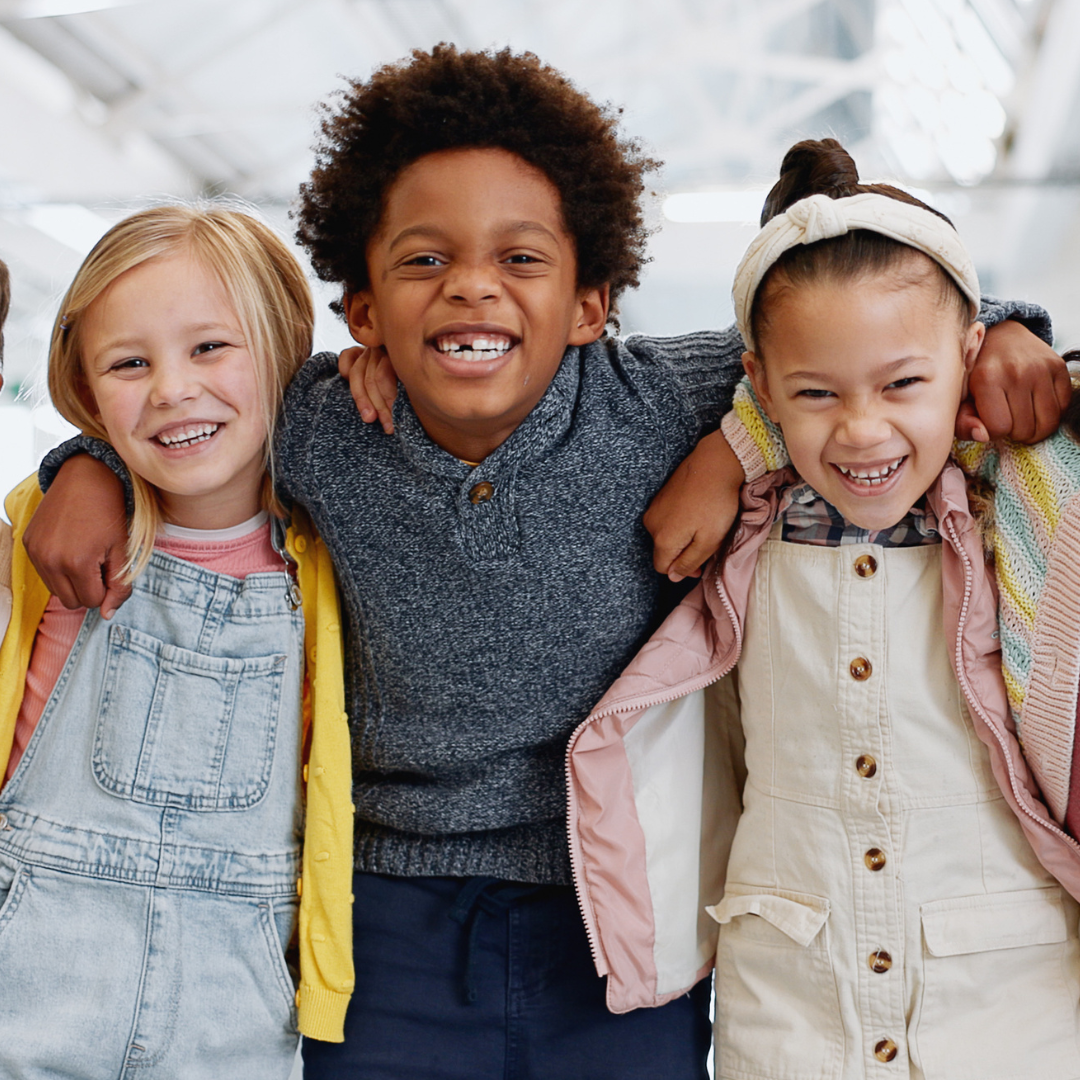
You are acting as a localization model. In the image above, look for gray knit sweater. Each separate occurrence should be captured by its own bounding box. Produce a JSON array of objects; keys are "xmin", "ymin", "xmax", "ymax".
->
[
  {"xmin": 41, "ymin": 300, "xmax": 1049, "ymax": 884},
  {"xmin": 275, "ymin": 331, "xmax": 742, "ymax": 883}
]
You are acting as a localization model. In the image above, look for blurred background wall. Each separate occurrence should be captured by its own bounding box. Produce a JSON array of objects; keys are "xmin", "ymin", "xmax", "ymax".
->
[{"xmin": 1, "ymin": 0, "xmax": 1078, "ymax": 501}]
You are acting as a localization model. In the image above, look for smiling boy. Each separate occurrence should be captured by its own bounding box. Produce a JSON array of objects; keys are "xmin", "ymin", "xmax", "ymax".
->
[{"xmin": 27, "ymin": 47, "xmax": 1066, "ymax": 1079}]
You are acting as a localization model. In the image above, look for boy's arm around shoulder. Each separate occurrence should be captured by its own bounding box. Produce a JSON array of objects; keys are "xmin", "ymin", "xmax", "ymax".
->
[
  {"xmin": 1, "ymin": 477, "xmax": 51, "ymax": 779},
  {"xmin": 286, "ymin": 508, "xmax": 355, "ymax": 1042},
  {"xmin": 621, "ymin": 326, "xmax": 748, "ymax": 434},
  {"xmin": 274, "ymin": 351, "xmax": 350, "ymax": 508}
]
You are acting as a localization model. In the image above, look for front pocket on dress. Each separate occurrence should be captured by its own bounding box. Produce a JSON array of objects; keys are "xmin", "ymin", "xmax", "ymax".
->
[
  {"xmin": 93, "ymin": 624, "xmax": 288, "ymax": 810},
  {"xmin": 913, "ymin": 887, "xmax": 1080, "ymax": 1080},
  {"xmin": 710, "ymin": 887, "xmax": 844, "ymax": 1080}
]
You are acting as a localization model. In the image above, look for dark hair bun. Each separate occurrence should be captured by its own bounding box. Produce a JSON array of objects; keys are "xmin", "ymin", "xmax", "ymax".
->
[{"xmin": 760, "ymin": 138, "xmax": 861, "ymax": 225}]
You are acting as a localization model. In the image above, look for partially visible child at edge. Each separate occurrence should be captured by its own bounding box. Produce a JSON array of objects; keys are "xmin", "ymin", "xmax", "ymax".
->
[
  {"xmin": 0, "ymin": 207, "xmax": 352, "ymax": 1076},
  {"xmin": 567, "ymin": 138, "xmax": 1080, "ymax": 1080},
  {"xmin": 1, "ymin": 256, "xmax": 13, "ymax": 641},
  {"xmin": 23, "ymin": 51, "xmax": 1066, "ymax": 1080}
]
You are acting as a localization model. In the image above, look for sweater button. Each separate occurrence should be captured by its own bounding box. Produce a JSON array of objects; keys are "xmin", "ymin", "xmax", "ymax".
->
[
  {"xmin": 468, "ymin": 481, "xmax": 495, "ymax": 504},
  {"xmin": 868, "ymin": 950, "xmax": 892, "ymax": 973},
  {"xmin": 874, "ymin": 1038, "xmax": 898, "ymax": 1062},
  {"xmin": 856, "ymin": 754, "xmax": 877, "ymax": 778},
  {"xmin": 864, "ymin": 848, "xmax": 887, "ymax": 871},
  {"xmin": 853, "ymin": 554, "xmax": 877, "ymax": 578},
  {"xmin": 849, "ymin": 657, "xmax": 872, "ymax": 681}
]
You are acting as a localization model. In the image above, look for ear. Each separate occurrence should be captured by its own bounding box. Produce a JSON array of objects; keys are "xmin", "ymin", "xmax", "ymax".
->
[
  {"xmin": 960, "ymin": 320, "xmax": 986, "ymax": 397},
  {"xmin": 344, "ymin": 291, "xmax": 383, "ymax": 348},
  {"xmin": 742, "ymin": 350, "xmax": 780, "ymax": 423},
  {"xmin": 567, "ymin": 284, "xmax": 610, "ymax": 346}
]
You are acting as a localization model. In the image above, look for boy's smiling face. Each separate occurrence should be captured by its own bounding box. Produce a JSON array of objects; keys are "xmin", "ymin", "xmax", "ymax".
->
[
  {"xmin": 345, "ymin": 147, "xmax": 608, "ymax": 461},
  {"xmin": 744, "ymin": 265, "xmax": 984, "ymax": 531}
]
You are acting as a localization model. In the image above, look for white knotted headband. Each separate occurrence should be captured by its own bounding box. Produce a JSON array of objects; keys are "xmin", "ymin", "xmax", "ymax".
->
[{"xmin": 732, "ymin": 192, "xmax": 981, "ymax": 352}]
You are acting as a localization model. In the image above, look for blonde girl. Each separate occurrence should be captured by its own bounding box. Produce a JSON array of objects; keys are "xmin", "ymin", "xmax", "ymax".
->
[{"xmin": 0, "ymin": 206, "xmax": 352, "ymax": 1078}]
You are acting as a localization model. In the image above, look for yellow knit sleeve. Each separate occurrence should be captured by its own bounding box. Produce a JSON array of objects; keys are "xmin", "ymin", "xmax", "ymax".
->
[
  {"xmin": 290, "ymin": 513, "xmax": 355, "ymax": 1042},
  {"xmin": 0, "ymin": 477, "xmax": 50, "ymax": 777}
]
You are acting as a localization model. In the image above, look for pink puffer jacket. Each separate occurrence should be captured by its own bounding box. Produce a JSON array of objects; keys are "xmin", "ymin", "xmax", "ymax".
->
[{"xmin": 566, "ymin": 461, "xmax": 1080, "ymax": 1014}]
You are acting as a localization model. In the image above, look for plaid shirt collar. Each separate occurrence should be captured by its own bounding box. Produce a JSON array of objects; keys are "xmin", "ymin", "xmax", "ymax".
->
[{"xmin": 777, "ymin": 481, "xmax": 940, "ymax": 547}]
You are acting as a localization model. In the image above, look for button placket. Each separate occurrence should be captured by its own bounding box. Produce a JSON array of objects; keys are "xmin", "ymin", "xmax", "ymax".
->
[{"xmin": 841, "ymin": 547, "xmax": 905, "ymax": 1069}]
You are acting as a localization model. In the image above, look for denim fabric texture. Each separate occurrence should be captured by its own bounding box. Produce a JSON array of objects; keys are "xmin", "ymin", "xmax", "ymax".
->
[{"xmin": 0, "ymin": 550, "xmax": 305, "ymax": 1078}]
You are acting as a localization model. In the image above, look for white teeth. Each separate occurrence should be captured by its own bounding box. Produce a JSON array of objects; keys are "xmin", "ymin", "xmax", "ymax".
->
[
  {"xmin": 837, "ymin": 458, "xmax": 904, "ymax": 486},
  {"xmin": 157, "ymin": 423, "xmax": 219, "ymax": 447},
  {"xmin": 434, "ymin": 335, "xmax": 513, "ymax": 362}
]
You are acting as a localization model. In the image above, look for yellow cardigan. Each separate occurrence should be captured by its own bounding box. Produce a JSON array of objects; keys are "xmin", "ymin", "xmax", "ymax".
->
[{"xmin": 0, "ymin": 476, "xmax": 354, "ymax": 1042}]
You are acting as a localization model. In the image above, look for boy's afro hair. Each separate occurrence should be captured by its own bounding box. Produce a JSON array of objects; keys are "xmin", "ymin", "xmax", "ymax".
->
[{"xmin": 294, "ymin": 44, "xmax": 660, "ymax": 321}]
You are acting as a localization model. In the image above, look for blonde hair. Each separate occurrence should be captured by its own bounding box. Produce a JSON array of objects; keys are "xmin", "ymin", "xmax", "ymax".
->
[{"xmin": 48, "ymin": 205, "xmax": 314, "ymax": 580}]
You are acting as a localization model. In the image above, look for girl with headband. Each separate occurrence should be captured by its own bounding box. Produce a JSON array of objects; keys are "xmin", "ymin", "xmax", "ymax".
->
[{"xmin": 566, "ymin": 139, "xmax": 1080, "ymax": 1079}]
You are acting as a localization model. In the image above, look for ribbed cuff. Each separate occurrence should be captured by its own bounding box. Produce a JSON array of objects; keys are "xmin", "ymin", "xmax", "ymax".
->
[
  {"xmin": 297, "ymin": 985, "xmax": 351, "ymax": 1043},
  {"xmin": 38, "ymin": 435, "xmax": 135, "ymax": 517}
]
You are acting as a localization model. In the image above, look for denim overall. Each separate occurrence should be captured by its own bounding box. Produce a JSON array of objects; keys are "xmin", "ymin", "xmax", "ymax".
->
[{"xmin": 0, "ymin": 549, "xmax": 304, "ymax": 1079}]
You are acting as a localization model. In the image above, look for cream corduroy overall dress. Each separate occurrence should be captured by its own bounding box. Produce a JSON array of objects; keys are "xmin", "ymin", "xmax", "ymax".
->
[{"xmin": 710, "ymin": 531, "xmax": 1080, "ymax": 1080}]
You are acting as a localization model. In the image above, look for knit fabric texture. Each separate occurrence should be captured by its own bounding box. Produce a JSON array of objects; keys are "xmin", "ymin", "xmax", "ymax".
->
[{"xmin": 275, "ymin": 331, "xmax": 745, "ymax": 883}]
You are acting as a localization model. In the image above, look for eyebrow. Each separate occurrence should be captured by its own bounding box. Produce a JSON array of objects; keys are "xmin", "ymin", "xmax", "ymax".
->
[
  {"xmin": 387, "ymin": 220, "xmax": 560, "ymax": 251},
  {"xmin": 782, "ymin": 355, "xmax": 933, "ymax": 383},
  {"xmin": 95, "ymin": 323, "xmax": 234, "ymax": 352}
]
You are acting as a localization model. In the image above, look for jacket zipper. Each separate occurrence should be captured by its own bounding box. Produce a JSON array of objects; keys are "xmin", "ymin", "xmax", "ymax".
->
[
  {"xmin": 565, "ymin": 574, "xmax": 743, "ymax": 977},
  {"xmin": 943, "ymin": 515, "xmax": 1080, "ymax": 854}
]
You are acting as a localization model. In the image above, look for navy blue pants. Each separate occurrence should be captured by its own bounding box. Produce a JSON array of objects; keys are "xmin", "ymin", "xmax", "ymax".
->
[{"xmin": 301, "ymin": 873, "xmax": 712, "ymax": 1079}]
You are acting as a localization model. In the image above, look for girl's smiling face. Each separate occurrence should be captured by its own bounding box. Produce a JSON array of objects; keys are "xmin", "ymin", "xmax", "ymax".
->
[
  {"xmin": 744, "ymin": 265, "xmax": 984, "ymax": 531},
  {"xmin": 80, "ymin": 250, "xmax": 268, "ymax": 530}
]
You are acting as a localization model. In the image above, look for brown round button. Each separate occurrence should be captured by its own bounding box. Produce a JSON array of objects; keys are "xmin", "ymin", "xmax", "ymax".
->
[
  {"xmin": 868, "ymin": 950, "xmax": 892, "ymax": 973},
  {"xmin": 854, "ymin": 554, "xmax": 878, "ymax": 578},
  {"xmin": 856, "ymin": 754, "xmax": 877, "ymax": 778},
  {"xmin": 849, "ymin": 657, "xmax": 873, "ymax": 681},
  {"xmin": 864, "ymin": 848, "xmax": 887, "ymax": 871},
  {"xmin": 468, "ymin": 481, "xmax": 495, "ymax": 504},
  {"xmin": 874, "ymin": 1038, "xmax": 898, "ymax": 1062}
]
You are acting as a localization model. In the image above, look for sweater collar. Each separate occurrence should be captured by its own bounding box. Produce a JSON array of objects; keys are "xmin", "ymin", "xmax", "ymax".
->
[{"xmin": 390, "ymin": 344, "xmax": 583, "ymax": 478}]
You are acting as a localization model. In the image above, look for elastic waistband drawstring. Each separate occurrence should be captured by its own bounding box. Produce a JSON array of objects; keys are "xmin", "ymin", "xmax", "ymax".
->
[{"xmin": 448, "ymin": 877, "xmax": 546, "ymax": 1005}]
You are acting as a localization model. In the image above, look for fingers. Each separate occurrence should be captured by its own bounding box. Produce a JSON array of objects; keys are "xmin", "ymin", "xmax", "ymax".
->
[
  {"xmin": 953, "ymin": 400, "xmax": 989, "ymax": 443},
  {"xmin": 968, "ymin": 381, "xmax": 1015, "ymax": 441},
  {"xmin": 338, "ymin": 347, "xmax": 363, "ymax": 379},
  {"xmin": 100, "ymin": 544, "xmax": 132, "ymax": 620},
  {"xmin": 364, "ymin": 351, "xmax": 396, "ymax": 434}
]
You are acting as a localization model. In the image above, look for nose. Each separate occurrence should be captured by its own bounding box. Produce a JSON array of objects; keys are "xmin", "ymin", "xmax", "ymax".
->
[
  {"xmin": 148, "ymin": 360, "xmax": 199, "ymax": 408},
  {"xmin": 835, "ymin": 404, "xmax": 891, "ymax": 448},
  {"xmin": 443, "ymin": 260, "xmax": 500, "ymax": 306}
]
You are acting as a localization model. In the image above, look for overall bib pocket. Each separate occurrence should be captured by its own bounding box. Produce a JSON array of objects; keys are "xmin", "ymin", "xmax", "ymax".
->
[
  {"xmin": 710, "ymin": 887, "xmax": 843, "ymax": 1080},
  {"xmin": 93, "ymin": 624, "xmax": 288, "ymax": 810},
  {"xmin": 912, "ymin": 887, "xmax": 1080, "ymax": 1080}
]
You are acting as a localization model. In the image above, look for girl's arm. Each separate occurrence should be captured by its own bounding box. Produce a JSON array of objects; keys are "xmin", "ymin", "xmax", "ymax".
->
[{"xmin": 646, "ymin": 315, "xmax": 1069, "ymax": 578}]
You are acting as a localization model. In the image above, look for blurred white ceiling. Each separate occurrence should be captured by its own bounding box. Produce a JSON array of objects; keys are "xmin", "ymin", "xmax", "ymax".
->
[{"xmin": 1, "ymin": 0, "xmax": 1079, "ymax": 402}]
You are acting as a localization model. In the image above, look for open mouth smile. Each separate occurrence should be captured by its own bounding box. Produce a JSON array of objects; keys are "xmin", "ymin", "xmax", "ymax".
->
[
  {"xmin": 833, "ymin": 457, "xmax": 906, "ymax": 487},
  {"xmin": 432, "ymin": 331, "xmax": 517, "ymax": 363},
  {"xmin": 154, "ymin": 422, "xmax": 220, "ymax": 449}
]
